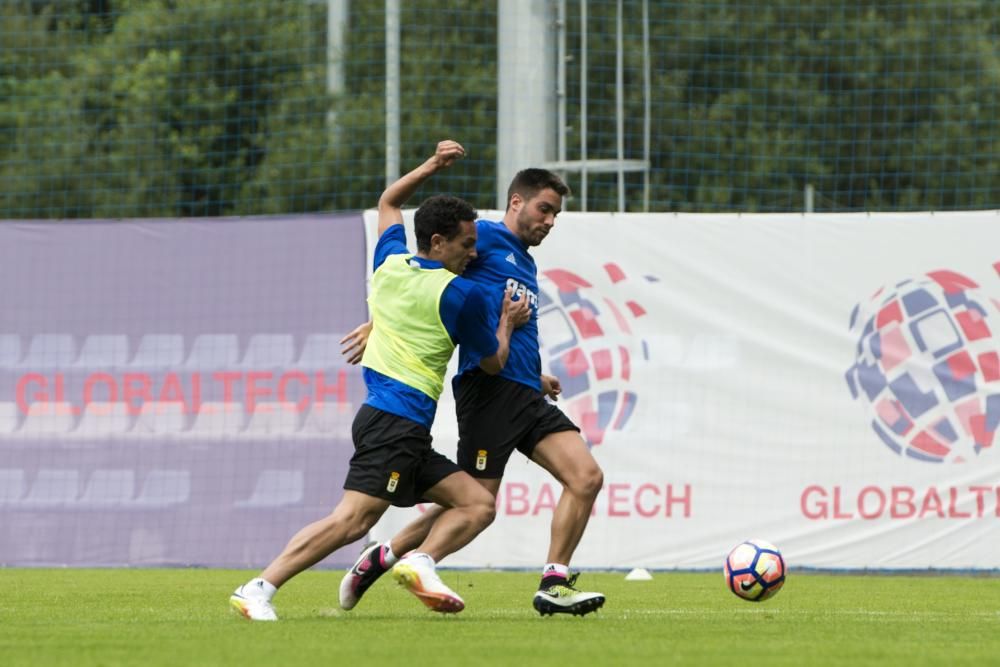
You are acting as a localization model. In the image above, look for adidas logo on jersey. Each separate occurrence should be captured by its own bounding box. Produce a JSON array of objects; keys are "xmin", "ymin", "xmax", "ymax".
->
[{"xmin": 505, "ymin": 253, "xmax": 517, "ymax": 266}]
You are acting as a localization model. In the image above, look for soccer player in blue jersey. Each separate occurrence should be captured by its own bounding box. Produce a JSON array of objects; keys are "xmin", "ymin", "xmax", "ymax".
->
[
  {"xmin": 339, "ymin": 166, "xmax": 606, "ymax": 617},
  {"xmin": 230, "ymin": 140, "xmax": 529, "ymax": 621}
]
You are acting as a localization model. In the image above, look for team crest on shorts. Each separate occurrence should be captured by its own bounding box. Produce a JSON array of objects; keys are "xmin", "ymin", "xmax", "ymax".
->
[
  {"xmin": 475, "ymin": 449, "xmax": 488, "ymax": 471},
  {"xmin": 386, "ymin": 471, "xmax": 400, "ymax": 493}
]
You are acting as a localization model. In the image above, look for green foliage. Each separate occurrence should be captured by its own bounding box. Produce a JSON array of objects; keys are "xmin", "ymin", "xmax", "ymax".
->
[
  {"xmin": 1, "ymin": 1, "xmax": 998, "ymax": 216},
  {"xmin": 570, "ymin": 0, "xmax": 1000, "ymax": 211},
  {"xmin": 1, "ymin": 0, "xmax": 333, "ymax": 217}
]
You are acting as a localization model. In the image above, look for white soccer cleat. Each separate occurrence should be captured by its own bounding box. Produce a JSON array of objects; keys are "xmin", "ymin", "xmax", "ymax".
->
[
  {"xmin": 391, "ymin": 553, "xmax": 465, "ymax": 613},
  {"xmin": 230, "ymin": 584, "xmax": 278, "ymax": 621}
]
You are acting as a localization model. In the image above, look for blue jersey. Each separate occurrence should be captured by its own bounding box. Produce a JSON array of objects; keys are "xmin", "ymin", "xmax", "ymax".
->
[
  {"xmin": 363, "ymin": 224, "xmax": 498, "ymax": 429},
  {"xmin": 456, "ymin": 219, "xmax": 541, "ymax": 391}
]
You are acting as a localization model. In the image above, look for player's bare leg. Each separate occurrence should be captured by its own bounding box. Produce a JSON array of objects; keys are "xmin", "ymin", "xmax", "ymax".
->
[
  {"xmin": 389, "ymin": 477, "xmax": 501, "ymax": 553},
  {"xmin": 530, "ymin": 430, "xmax": 606, "ymax": 616},
  {"xmin": 412, "ymin": 471, "xmax": 496, "ymax": 560},
  {"xmin": 232, "ymin": 491, "xmax": 389, "ymax": 621},
  {"xmin": 532, "ymin": 431, "xmax": 602, "ymax": 563},
  {"xmin": 343, "ymin": 476, "xmax": 501, "ymax": 610},
  {"xmin": 262, "ymin": 491, "xmax": 389, "ymax": 586},
  {"xmin": 388, "ymin": 503, "xmax": 445, "ymax": 553},
  {"xmin": 340, "ymin": 504, "xmax": 442, "ymax": 610},
  {"xmin": 390, "ymin": 472, "xmax": 496, "ymax": 613}
]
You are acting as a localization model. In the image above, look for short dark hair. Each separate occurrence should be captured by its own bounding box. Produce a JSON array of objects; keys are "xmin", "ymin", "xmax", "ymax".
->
[
  {"xmin": 506, "ymin": 169, "xmax": 570, "ymax": 209},
  {"xmin": 413, "ymin": 194, "xmax": 478, "ymax": 252}
]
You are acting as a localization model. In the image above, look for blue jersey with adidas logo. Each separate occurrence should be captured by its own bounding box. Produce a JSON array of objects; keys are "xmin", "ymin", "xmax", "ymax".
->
[{"xmin": 455, "ymin": 219, "xmax": 542, "ymax": 391}]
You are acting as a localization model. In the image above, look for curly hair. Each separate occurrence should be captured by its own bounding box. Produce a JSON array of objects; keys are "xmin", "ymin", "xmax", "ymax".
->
[{"xmin": 413, "ymin": 194, "xmax": 478, "ymax": 252}]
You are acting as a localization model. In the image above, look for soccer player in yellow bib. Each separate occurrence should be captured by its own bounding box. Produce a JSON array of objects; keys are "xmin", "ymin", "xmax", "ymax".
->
[
  {"xmin": 230, "ymin": 140, "xmax": 529, "ymax": 620},
  {"xmin": 338, "ymin": 166, "xmax": 606, "ymax": 617}
]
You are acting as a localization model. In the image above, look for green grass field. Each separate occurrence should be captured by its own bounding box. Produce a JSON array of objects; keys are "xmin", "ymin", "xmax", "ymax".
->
[{"xmin": 1, "ymin": 568, "xmax": 997, "ymax": 666}]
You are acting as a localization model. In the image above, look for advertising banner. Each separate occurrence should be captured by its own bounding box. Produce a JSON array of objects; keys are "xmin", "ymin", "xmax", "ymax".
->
[
  {"xmin": 0, "ymin": 214, "xmax": 368, "ymax": 567},
  {"xmin": 368, "ymin": 209, "xmax": 1000, "ymax": 570}
]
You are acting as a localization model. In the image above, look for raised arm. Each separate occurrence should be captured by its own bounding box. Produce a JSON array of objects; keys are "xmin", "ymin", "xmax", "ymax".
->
[{"xmin": 377, "ymin": 139, "xmax": 466, "ymax": 237}]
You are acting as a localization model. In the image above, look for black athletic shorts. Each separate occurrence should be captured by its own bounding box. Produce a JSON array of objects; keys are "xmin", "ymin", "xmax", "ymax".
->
[
  {"xmin": 455, "ymin": 371, "xmax": 580, "ymax": 478},
  {"xmin": 344, "ymin": 404, "xmax": 461, "ymax": 507}
]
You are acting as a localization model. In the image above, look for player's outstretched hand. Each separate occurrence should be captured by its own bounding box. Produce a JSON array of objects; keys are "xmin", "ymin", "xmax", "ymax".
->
[
  {"xmin": 433, "ymin": 140, "xmax": 465, "ymax": 170},
  {"xmin": 541, "ymin": 373, "xmax": 562, "ymax": 401},
  {"xmin": 340, "ymin": 320, "xmax": 372, "ymax": 365},
  {"xmin": 503, "ymin": 288, "xmax": 532, "ymax": 329}
]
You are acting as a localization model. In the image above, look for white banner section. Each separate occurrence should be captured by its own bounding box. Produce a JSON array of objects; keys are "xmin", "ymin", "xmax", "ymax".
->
[{"xmin": 364, "ymin": 210, "xmax": 1000, "ymax": 570}]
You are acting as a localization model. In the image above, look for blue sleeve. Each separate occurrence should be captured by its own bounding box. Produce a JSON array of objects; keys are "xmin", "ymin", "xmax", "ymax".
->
[
  {"xmin": 439, "ymin": 281, "xmax": 499, "ymax": 358},
  {"xmin": 373, "ymin": 224, "xmax": 409, "ymax": 271},
  {"xmin": 454, "ymin": 285, "xmax": 500, "ymax": 358}
]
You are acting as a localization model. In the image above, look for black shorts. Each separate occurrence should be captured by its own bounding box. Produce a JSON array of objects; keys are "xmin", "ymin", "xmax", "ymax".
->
[
  {"xmin": 455, "ymin": 371, "xmax": 580, "ymax": 478},
  {"xmin": 344, "ymin": 404, "xmax": 461, "ymax": 508}
]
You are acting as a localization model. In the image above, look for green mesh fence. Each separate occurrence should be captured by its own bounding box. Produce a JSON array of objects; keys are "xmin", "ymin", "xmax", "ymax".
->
[
  {"xmin": 1, "ymin": 1, "xmax": 998, "ymax": 217},
  {"xmin": 569, "ymin": 1, "xmax": 1000, "ymax": 212}
]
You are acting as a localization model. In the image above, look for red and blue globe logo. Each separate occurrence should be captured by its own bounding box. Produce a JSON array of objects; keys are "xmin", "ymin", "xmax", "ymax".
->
[
  {"xmin": 845, "ymin": 269, "xmax": 1000, "ymax": 462},
  {"xmin": 537, "ymin": 262, "xmax": 650, "ymax": 446}
]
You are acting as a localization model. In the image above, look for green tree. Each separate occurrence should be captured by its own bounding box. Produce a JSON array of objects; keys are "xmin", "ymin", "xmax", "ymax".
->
[
  {"xmin": 2, "ymin": 0, "xmax": 998, "ymax": 217},
  {"xmin": 566, "ymin": 0, "xmax": 1000, "ymax": 212}
]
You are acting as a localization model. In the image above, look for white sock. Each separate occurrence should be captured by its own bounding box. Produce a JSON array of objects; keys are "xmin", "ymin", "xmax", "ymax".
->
[
  {"xmin": 245, "ymin": 577, "xmax": 278, "ymax": 600},
  {"xmin": 542, "ymin": 563, "xmax": 569, "ymax": 579},
  {"xmin": 383, "ymin": 542, "xmax": 399, "ymax": 566},
  {"xmin": 406, "ymin": 551, "xmax": 435, "ymax": 567}
]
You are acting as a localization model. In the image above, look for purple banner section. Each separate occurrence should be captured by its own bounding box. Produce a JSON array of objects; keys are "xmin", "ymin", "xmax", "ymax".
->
[{"xmin": 0, "ymin": 214, "xmax": 369, "ymax": 567}]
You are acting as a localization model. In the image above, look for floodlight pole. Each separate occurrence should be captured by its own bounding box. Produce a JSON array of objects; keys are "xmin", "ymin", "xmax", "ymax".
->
[
  {"xmin": 311, "ymin": 0, "xmax": 348, "ymax": 140},
  {"xmin": 325, "ymin": 0, "xmax": 348, "ymax": 140},
  {"xmin": 385, "ymin": 0, "xmax": 401, "ymax": 184},
  {"xmin": 615, "ymin": 0, "xmax": 625, "ymax": 212},
  {"xmin": 497, "ymin": 0, "xmax": 556, "ymax": 209}
]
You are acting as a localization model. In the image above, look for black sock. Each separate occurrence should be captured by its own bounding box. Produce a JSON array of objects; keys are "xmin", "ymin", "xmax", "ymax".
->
[{"xmin": 370, "ymin": 545, "xmax": 388, "ymax": 571}]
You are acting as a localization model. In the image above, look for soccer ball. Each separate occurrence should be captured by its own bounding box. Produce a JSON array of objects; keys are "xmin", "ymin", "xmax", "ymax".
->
[{"xmin": 724, "ymin": 539, "xmax": 786, "ymax": 602}]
